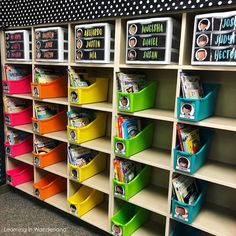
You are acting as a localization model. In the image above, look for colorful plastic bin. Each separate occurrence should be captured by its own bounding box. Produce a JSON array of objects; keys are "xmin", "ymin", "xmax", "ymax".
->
[
  {"xmin": 68, "ymin": 185, "xmax": 104, "ymax": 217},
  {"xmin": 31, "ymin": 77, "xmax": 67, "ymax": 99},
  {"xmin": 174, "ymin": 131, "xmax": 213, "ymax": 175},
  {"xmin": 177, "ymin": 84, "xmax": 219, "ymax": 122},
  {"xmin": 114, "ymin": 122, "xmax": 154, "ymax": 158},
  {"xmin": 113, "ymin": 165, "xmax": 151, "ymax": 201},
  {"xmin": 117, "ymin": 80, "xmax": 157, "ymax": 113},
  {"xmin": 4, "ymin": 105, "xmax": 32, "ymax": 126},
  {"xmin": 69, "ymin": 77, "xmax": 109, "ymax": 104},
  {"xmin": 111, "ymin": 203, "xmax": 149, "ymax": 236},
  {"xmin": 172, "ymin": 181, "xmax": 207, "ymax": 224},
  {"xmin": 32, "ymin": 109, "xmax": 67, "ymax": 134},
  {"xmin": 6, "ymin": 163, "xmax": 33, "ymax": 186},
  {"xmin": 170, "ymin": 223, "xmax": 201, "ymax": 236},
  {"xmin": 2, "ymin": 74, "xmax": 32, "ymax": 94},
  {"xmin": 33, "ymin": 174, "xmax": 67, "ymax": 200},
  {"xmin": 67, "ymin": 112, "xmax": 107, "ymax": 144},
  {"xmin": 33, "ymin": 142, "xmax": 67, "ymax": 168},
  {"xmin": 69, "ymin": 152, "xmax": 106, "ymax": 182},
  {"xmin": 5, "ymin": 135, "xmax": 33, "ymax": 158}
]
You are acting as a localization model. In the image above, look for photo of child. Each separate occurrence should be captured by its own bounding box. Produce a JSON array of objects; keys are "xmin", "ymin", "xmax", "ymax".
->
[
  {"xmin": 76, "ymin": 39, "xmax": 83, "ymax": 49},
  {"xmin": 70, "ymin": 130, "xmax": 77, "ymax": 141},
  {"xmin": 175, "ymin": 205, "xmax": 189, "ymax": 220},
  {"xmin": 70, "ymin": 204, "xmax": 77, "ymax": 214},
  {"xmin": 35, "ymin": 31, "xmax": 41, "ymax": 40},
  {"xmin": 36, "ymin": 41, "xmax": 41, "ymax": 50},
  {"xmin": 119, "ymin": 96, "xmax": 129, "ymax": 108},
  {"xmin": 112, "ymin": 224, "xmax": 122, "ymax": 236},
  {"xmin": 177, "ymin": 156, "xmax": 190, "ymax": 171},
  {"xmin": 36, "ymin": 50, "xmax": 41, "ymax": 59},
  {"xmin": 5, "ymin": 115, "xmax": 10, "ymax": 125},
  {"xmin": 33, "ymin": 86, "xmax": 39, "ymax": 97},
  {"xmin": 197, "ymin": 34, "xmax": 209, "ymax": 47},
  {"xmin": 5, "ymin": 146, "xmax": 11, "ymax": 155},
  {"xmin": 77, "ymin": 29, "xmax": 83, "ymax": 38},
  {"xmin": 71, "ymin": 169, "xmax": 78, "ymax": 179},
  {"xmin": 129, "ymin": 24, "xmax": 138, "ymax": 35},
  {"xmin": 33, "ymin": 122, "xmax": 39, "ymax": 132},
  {"xmin": 115, "ymin": 185, "xmax": 125, "ymax": 197},
  {"xmin": 195, "ymin": 48, "xmax": 207, "ymax": 61},
  {"xmin": 76, "ymin": 50, "xmax": 83, "ymax": 60},
  {"xmin": 34, "ymin": 156, "xmax": 40, "ymax": 166},
  {"xmin": 181, "ymin": 103, "xmax": 194, "ymax": 116},
  {"xmin": 198, "ymin": 19, "xmax": 210, "ymax": 31},
  {"xmin": 127, "ymin": 49, "xmax": 137, "ymax": 60},
  {"xmin": 70, "ymin": 91, "xmax": 78, "ymax": 102},
  {"xmin": 35, "ymin": 188, "xmax": 40, "ymax": 197},
  {"xmin": 129, "ymin": 37, "xmax": 137, "ymax": 48},
  {"xmin": 116, "ymin": 142, "xmax": 125, "ymax": 153}
]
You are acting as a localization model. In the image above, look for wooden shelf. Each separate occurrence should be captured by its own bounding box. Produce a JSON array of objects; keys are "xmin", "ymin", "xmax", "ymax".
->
[
  {"xmin": 178, "ymin": 116, "xmax": 236, "ymax": 132},
  {"xmin": 13, "ymin": 153, "xmax": 33, "ymax": 166},
  {"xmin": 8, "ymin": 124, "xmax": 33, "ymax": 133},
  {"xmin": 70, "ymin": 102, "xmax": 113, "ymax": 113},
  {"xmin": 133, "ymin": 221, "xmax": 165, "ymax": 236},
  {"xmin": 5, "ymin": 61, "xmax": 32, "ymax": 65},
  {"xmin": 44, "ymin": 191, "xmax": 68, "ymax": 212},
  {"xmin": 80, "ymin": 202, "xmax": 109, "ymax": 232},
  {"xmin": 14, "ymin": 181, "xmax": 34, "ymax": 196},
  {"xmin": 42, "ymin": 130, "xmax": 68, "ymax": 143},
  {"xmin": 128, "ymin": 185, "xmax": 169, "ymax": 217},
  {"xmin": 70, "ymin": 62, "xmax": 114, "ymax": 68},
  {"xmin": 79, "ymin": 137, "xmax": 111, "ymax": 154},
  {"xmin": 34, "ymin": 61, "xmax": 68, "ymax": 66},
  {"xmin": 34, "ymin": 97, "xmax": 68, "ymax": 106},
  {"xmin": 129, "ymin": 148, "xmax": 171, "ymax": 171},
  {"xmin": 43, "ymin": 161, "xmax": 67, "ymax": 178},
  {"xmin": 82, "ymin": 171, "xmax": 110, "ymax": 194},
  {"xmin": 119, "ymin": 63, "xmax": 180, "ymax": 70},
  {"xmin": 183, "ymin": 65, "xmax": 236, "ymax": 72},
  {"xmin": 191, "ymin": 203, "xmax": 236, "ymax": 236},
  {"xmin": 6, "ymin": 93, "xmax": 33, "ymax": 100},
  {"xmin": 119, "ymin": 109, "xmax": 174, "ymax": 122}
]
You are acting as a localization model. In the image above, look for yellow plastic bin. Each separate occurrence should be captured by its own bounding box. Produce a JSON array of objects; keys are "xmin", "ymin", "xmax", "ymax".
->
[
  {"xmin": 67, "ymin": 112, "xmax": 107, "ymax": 144},
  {"xmin": 67, "ymin": 185, "xmax": 104, "ymax": 217},
  {"xmin": 69, "ymin": 152, "xmax": 106, "ymax": 182},
  {"xmin": 69, "ymin": 77, "xmax": 109, "ymax": 104}
]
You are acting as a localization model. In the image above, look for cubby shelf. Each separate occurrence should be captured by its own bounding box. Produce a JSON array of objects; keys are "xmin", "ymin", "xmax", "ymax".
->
[
  {"xmin": 13, "ymin": 153, "xmax": 33, "ymax": 166},
  {"xmin": 119, "ymin": 64, "xmax": 180, "ymax": 70},
  {"xmin": 6, "ymin": 94, "xmax": 33, "ymax": 100},
  {"xmin": 71, "ymin": 102, "xmax": 113, "ymax": 113},
  {"xmin": 42, "ymin": 131, "xmax": 67, "ymax": 143},
  {"xmin": 43, "ymin": 161, "xmax": 67, "ymax": 179},
  {"xmin": 44, "ymin": 191, "xmax": 68, "ymax": 212},
  {"xmin": 133, "ymin": 221, "xmax": 165, "ymax": 236},
  {"xmin": 34, "ymin": 97, "xmax": 68, "ymax": 106},
  {"xmin": 7, "ymin": 124, "xmax": 33, "ymax": 134},
  {"xmin": 69, "ymin": 62, "xmax": 114, "ymax": 68},
  {"xmin": 182, "ymin": 65, "xmax": 236, "ymax": 72},
  {"xmin": 14, "ymin": 181, "xmax": 34, "ymax": 196}
]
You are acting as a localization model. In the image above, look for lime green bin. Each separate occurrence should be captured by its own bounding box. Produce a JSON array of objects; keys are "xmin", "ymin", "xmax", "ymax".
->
[
  {"xmin": 117, "ymin": 80, "xmax": 157, "ymax": 113},
  {"xmin": 114, "ymin": 122, "xmax": 154, "ymax": 158},
  {"xmin": 111, "ymin": 203, "xmax": 149, "ymax": 236}
]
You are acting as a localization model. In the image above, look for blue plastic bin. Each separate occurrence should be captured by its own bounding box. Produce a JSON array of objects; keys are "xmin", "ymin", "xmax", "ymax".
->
[
  {"xmin": 174, "ymin": 131, "xmax": 213, "ymax": 175},
  {"xmin": 170, "ymin": 223, "xmax": 201, "ymax": 236},
  {"xmin": 172, "ymin": 180, "xmax": 207, "ymax": 224},
  {"xmin": 177, "ymin": 84, "xmax": 219, "ymax": 122}
]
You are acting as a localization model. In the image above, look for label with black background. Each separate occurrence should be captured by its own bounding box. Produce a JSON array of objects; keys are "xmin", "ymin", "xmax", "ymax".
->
[
  {"xmin": 6, "ymin": 42, "xmax": 24, "ymax": 50},
  {"xmin": 76, "ymin": 49, "xmax": 105, "ymax": 61},
  {"xmin": 76, "ymin": 38, "xmax": 105, "ymax": 50},
  {"xmin": 36, "ymin": 40, "xmax": 58, "ymax": 50},
  {"xmin": 127, "ymin": 48, "xmax": 166, "ymax": 61},
  {"xmin": 76, "ymin": 26, "xmax": 105, "ymax": 38},
  {"xmin": 6, "ymin": 50, "xmax": 24, "ymax": 59},
  {"xmin": 36, "ymin": 50, "xmax": 58, "ymax": 60},
  {"xmin": 35, "ymin": 30, "xmax": 58, "ymax": 40},
  {"xmin": 6, "ymin": 32, "xmax": 24, "ymax": 41}
]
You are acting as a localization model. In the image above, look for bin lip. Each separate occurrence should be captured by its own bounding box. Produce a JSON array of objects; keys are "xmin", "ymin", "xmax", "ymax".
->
[
  {"xmin": 35, "ymin": 176, "xmax": 62, "ymax": 190},
  {"xmin": 33, "ymin": 109, "xmax": 66, "ymax": 122},
  {"xmin": 4, "ymin": 105, "xmax": 32, "ymax": 116},
  {"xmin": 4, "ymin": 74, "xmax": 32, "ymax": 83},
  {"xmin": 32, "ymin": 142, "xmax": 65, "ymax": 157},
  {"xmin": 68, "ymin": 186, "xmax": 95, "ymax": 204},
  {"xmin": 31, "ymin": 76, "xmax": 66, "ymax": 86},
  {"xmin": 4, "ymin": 135, "xmax": 32, "ymax": 147},
  {"xmin": 7, "ymin": 165, "xmax": 32, "ymax": 177}
]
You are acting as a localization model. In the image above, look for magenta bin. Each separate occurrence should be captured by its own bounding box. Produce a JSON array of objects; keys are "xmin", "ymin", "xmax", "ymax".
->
[
  {"xmin": 4, "ymin": 105, "xmax": 32, "ymax": 126},
  {"xmin": 5, "ymin": 135, "xmax": 33, "ymax": 157},
  {"xmin": 2, "ymin": 75, "xmax": 32, "ymax": 94},
  {"xmin": 6, "ymin": 163, "xmax": 34, "ymax": 186}
]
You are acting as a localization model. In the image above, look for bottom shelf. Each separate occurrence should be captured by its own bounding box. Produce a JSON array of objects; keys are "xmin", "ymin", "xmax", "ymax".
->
[
  {"xmin": 14, "ymin": 181, "xmax": 34, "ymax": 196},
  {"xmin": 44, "ymin": 191, "xmax": 68, "ymax": 212},
  {"xmin": 133, "ymin": 221, "xmax": 165, "ymax": 236}
]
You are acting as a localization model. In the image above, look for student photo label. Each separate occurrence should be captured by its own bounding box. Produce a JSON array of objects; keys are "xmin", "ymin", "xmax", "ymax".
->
[
  {"xmin": 115, "ymin": 141, "xmax": 126, "ymax": 155},
  {"xmin": 111, "ymin": 224, "xmax": 122, "ymax": 236},
  {"xmin": 33, "ymin": 122, "xmax": 39, "ymax": 132},
  {"xmin": 34, "ymin": 156, "xmax": 40, "ymax": 166},
  {"xmin": 114, "ymin": 184, "xmax": 125, "ymax": 198},
  {"xmin": 70, "ymin": 90, "xmax": 79, "ymax": 103},
  {"xmin": 5, "ymin": 146, "xmax": 11, "ymax": 155},
  {"xmin": 176, "ymin": 155, "xmax": 191, "ymax": 172},
  {"xmin": 70, "ymin": 204, "xmax": 77, "ymax": 215},
  {"xmin": 119, "ymin": 96, "xmax": 130, "ymax": 110},
  {"xmin": 174, "ymin": 205, "xmax": 189, "ymax": 222},
  {"xmin": 71, "ymin": 168, "xmax": 78, "ymax": 180},
  {"xmin": 69, "ymin": 130, "xmax": 77, "ymax": 142},
  {"xmin": 180, "ymin": 103, "xmax": 195, "ymax": 120},
  {"xmin": 32, "ymin": 86, "xmax": 40, "ymax": 97}
]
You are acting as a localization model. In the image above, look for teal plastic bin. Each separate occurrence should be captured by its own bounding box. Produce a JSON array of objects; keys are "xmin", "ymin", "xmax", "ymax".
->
[
  {"xmin": 172, "ymin": 180, "xmax": 207, "ymax": 224},
  {"xmin": 113, "ymin": 165, "xmax": 151, "ymax": 200},
  {"xmin": 114, "ymin": 122, "xmax": 154, "ymax": 158},
  {"xmin": 111, "ymin": 203, "xmax": 149, "ymax": 236},
  {"xmin": 177, "ymin": 84, "xmax": 219, "ymax": 122},
  {"xmin": 117, "ymin": 80, "xmax": 157, "ymax": 113},
  {"xmin": 174, "ymin": 130, "xmax": 213, "ymax": 174},
  {"xmin": 170, "ymin": 223, "xmax": 201, "ymax": 236}
]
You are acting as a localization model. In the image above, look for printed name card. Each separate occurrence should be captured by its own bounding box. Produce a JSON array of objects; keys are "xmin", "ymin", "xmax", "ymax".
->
[
  {"xmin": 126, "ymin": 17, "xmax": 180, "ymax": 64},
  {"xmin": 35, "ymin": 27, "xmax": 68, "ymax": 62},
  {"xmin": 192, "ymin": 11, "xmax": 236, "ymax": 65},
  {"xmin": 5, "ymin": 30, "xmax": 31, "ymax": 61},
  {"xmin": 75, "ymin": 23, "xmax": 114, "ymax": 63}
]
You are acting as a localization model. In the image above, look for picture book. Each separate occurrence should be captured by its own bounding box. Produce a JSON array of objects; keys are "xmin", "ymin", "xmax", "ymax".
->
[
  {"xmin": 34, "ymin": 136, "xmax": 58, "ymax": 154},
  {"xmin": 67, "ymin": 110, "xmax": 93, "ymax": 128},
  {"xmin": 4, "ymin": 65, "xmax": 29, "ymax": 81},
  {"xmin": 4, "ymin": 97, "xmax": 28, "ymax": 113},
  {"xmin": 68, "ymin": 68, "xmax": 89, "ymax": 88},
  {"xmin": 34, "ymin": 103, "xmax": 59, "ymax": 120},
  {"xmin": 122, "ymin": 118, "xmax": 141, "ymax": 139},
  {"xmin": 6, "ymin": 129, "xmax": 28, "ymax": 145}
]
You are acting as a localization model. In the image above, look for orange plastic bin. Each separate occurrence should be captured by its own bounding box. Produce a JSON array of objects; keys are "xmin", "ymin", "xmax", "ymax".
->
[
  {"xmin": 32, "ymin": 110, "xmax": 67, "ymax": 134},
  {"xmin": 31, "ymin": 77, "xmax": 67, "ymax": 99},
  {"xmin": 33, "ymin": 174, "xmax": 66, "ymax": 200},
  {"xmin": 32, "ymin": 142, "xmax": 67, "ymax": 168}
]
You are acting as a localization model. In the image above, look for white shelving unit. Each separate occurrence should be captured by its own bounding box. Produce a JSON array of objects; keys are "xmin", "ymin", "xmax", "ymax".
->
[{"xmin": 1, "ymin": 7, "xmax": 236, "ymax": 236}]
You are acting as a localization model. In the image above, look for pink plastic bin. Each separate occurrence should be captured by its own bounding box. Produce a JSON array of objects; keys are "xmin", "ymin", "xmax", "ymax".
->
[
  {"xmin": 2, "ymin": 75, "xmax": 32, "ymax": 94},
  {"xmin": 4, "ymin": 105, "xmax": 32, "ymax": 126},
  {"xmin": 5, "ymin": 135, "xmax": 33, "ymax": 157},
  {"xmin": 6, "ymin": 163, "xmax": 34, "ymax": 186}
]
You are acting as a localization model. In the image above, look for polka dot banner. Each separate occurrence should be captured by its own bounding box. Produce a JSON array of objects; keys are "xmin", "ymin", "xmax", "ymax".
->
[{"xmin": 0, "ymin": 0, "xmax": 236, "ymax": 27}]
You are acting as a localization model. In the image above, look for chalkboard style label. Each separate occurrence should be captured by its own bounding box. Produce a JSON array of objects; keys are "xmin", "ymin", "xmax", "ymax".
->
[
  {"xmin": 35, "ymin": 27, "xmax": 68, "ymax": 62},
  {"xmin": 192, "ymin": 11, "xmax": 236, "ymax": 65},
  {"xmin": 5, "ymin": 30, "xmax": 31, "ymax": 61},
  {"xmin": 75, "ymin": 23, "xmax": 114, "ymax": 63},
  {"xmin": 126, "ymin": 17, "xmax": 180, "ymax": 64}
]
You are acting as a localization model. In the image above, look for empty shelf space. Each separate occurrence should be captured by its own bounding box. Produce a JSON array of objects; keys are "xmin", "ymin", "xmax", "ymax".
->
[
  {"xmin": 34, "ymin": 97, "xmax": 68, "ymax": 105},
  {"xmin": 133, "ymin": 221, "xmax": 165, "ymax": 236},
  {"xmin": 129, "ymin": 148, "xmax": 171, "ymax": 170},
  {"xmin": 14, "ymin": 181, "xmax": 34, "ymax": 196},
  {"xmin": 80, "ymin": 137, "xmax": 111, "ymax": 154},
  {"xmin": 119, "ymin": 109, "xmax": 174, "ymax": 122},
  {"xmin": 44, "ymin": 191, "xmax": 68, "ymax": 212},
  {"xmin": 13, "ymin": 153, "xmax": 33, "ymax": 166},
  {"xmin": 6, "ymin": 93, "xmax": 33, "ymax": 100},
  {"xmin": 80, "ymin": 202, "xmax": 109, "ymax": 232},
  {"xmin": 71, "ymin": 102, "xmax": 113, "ymax": 113},
  {"xmin": 128, "ymin": 185, "xmax": 169, "ymax": 217},
  {"xmin": 8, "ymin": 124, "xmax": 33, "ymax": 133},
  {"xmin": 192, "ymin": 203, "xmax": 236, "ymax": 236},
  {"xmin": 43, "ymin": 161, "xmax": 67, "ymax": 178},
  {"xmin": 42, "ymin": 130, "xmax": 68, "ymax": 143},
  {"xmin": 192, "ymin": 161, "xmax": 236, "ymax": 189},
  {"xmin": 82, "ymin": 171, "xmax": 110, "ymax": 194}
]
